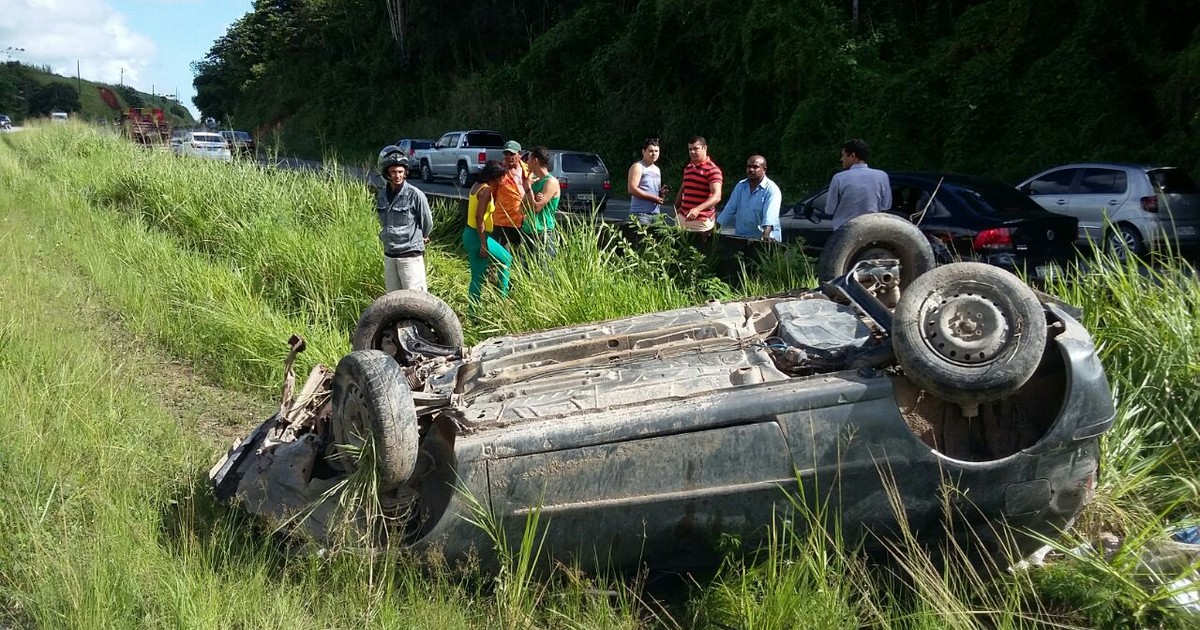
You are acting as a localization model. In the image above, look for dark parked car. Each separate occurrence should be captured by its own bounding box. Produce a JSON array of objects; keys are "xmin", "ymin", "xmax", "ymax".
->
[
  {"xmin": 211, "ymin": 219, "xmax": 1112, "ymax": 573},
  {"xmin": 219, "ymin": 130, "xmax": 256, "ymax": 156},
  {"xmin": 378, "ymin": 138, "xmax": 434, "ymax": 174},
  {"xmin": 784, "ymin": 172, "xmax": 1079, "ymax": 282}
]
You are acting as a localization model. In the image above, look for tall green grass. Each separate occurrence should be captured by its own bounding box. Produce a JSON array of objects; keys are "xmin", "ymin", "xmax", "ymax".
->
[{"xmin": 4, "ymin": 123, "xmax": 1200, "ymax": 627}]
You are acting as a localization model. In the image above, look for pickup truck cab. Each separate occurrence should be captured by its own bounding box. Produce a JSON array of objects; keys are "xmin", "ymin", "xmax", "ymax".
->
[{"xmin": 415, "ymin": 130, "xmax": 507, "ymax": 187}]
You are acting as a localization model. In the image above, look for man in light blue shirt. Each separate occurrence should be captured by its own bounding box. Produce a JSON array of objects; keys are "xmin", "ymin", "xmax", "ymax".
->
[
  {"xmin": 828, "ymin": 139, "xmax": 891, "ymax": 230},
  {"xmin": 716, "ymin": 155, "xmax": 782, "ymax": 242}
]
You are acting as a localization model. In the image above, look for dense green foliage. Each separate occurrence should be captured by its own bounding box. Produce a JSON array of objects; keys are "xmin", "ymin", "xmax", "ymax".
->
[{"xmin": 196, "ymin": 0, "xmax": 1200, "ymax": 194}]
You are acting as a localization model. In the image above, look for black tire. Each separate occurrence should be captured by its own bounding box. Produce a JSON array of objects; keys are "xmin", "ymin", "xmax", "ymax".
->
[
  {"xmin": 352, "ymin": 290, "xmax": 465, "ymax": 364},
  {"xmin": 329, "ymin": 350, "xmax": 419, "ymax": 490},
  {"xmin": 456, "ymin": 163, "xmax": 471, "ymax": 188},
  {"xmin": 892, "ymin": 262, "xmax": 1047, "ymax": 406},
  {"xmin": 1105, "ymin": 223, "xmax": 1145, "ymax": 261},
  {"xmin": 420, "ymin": 161, "xmax": 434, "ymax": 183},
  {"xmin": 817, "ymin": 213, "xmax": 937, "ymax": 288}
]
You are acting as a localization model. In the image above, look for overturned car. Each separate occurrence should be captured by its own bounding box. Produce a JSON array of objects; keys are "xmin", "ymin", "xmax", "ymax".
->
[{"xmin": 210, "ymin": 215, "xmax": 1115, "ymax": 571}]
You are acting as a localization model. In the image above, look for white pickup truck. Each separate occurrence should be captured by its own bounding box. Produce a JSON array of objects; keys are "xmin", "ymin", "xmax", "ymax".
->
[{"xmin": 413, "ymin": 130, "xmax": 508, "ymax": 187}]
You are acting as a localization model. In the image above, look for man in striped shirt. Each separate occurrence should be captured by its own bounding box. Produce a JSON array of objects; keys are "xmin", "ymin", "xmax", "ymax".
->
[{"xmin": 674, "ymin": 136, "xmax": 724, "ymax": 240}]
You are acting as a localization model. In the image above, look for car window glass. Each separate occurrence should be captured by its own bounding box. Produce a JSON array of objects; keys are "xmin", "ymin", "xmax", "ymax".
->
[
  {"xmin": 192, "ymin": 134, "xmax": 222, "ymax": 143},
  {"xmin": 808, "ymin": 191, "xmax": 827, "ymax": 213},
  {"xmin": 413, "ymin": 140, "xmax": 432, "ymax": 151},
  {"xmin": 1149, "ymin": 168, "xmax": 1199, "ymax": 194},
  {"xmin": 1028, "ymin": 169, "xmax": 1076, "ymax": 195},
  {"xmin": 949, "ymin": 181, "xmax": 1046, "ymax": 218},
  {"xmin": 437, "ymin": 134, "xmax": 453, "ymax": 148},
  {"xmin": 560, "ymin": 153, "xmax": 606, "ymax": 173},
  {"xmin": 1079, "ymin": 169, "xmax": 1127, "ymax": 194},
  {"xmin": 464, "ymin": 132, "xmax": 504, "ymax": 148}
]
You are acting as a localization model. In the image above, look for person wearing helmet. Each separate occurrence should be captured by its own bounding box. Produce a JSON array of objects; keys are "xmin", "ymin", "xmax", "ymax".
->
[{"xmin": 376, "ymin": 154, "xmax": 434, "ymax": 293}]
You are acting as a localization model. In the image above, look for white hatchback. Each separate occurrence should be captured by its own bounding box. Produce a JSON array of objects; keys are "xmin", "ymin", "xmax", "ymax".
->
[{"xmin": 173, "ymin": 131, "xmax": 232, "ymax": 162}]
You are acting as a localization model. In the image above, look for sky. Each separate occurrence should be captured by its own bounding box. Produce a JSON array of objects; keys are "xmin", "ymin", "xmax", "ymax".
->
[{"xmin": 0, "ymin": 0, "xmax": 253, "ymax": 118}]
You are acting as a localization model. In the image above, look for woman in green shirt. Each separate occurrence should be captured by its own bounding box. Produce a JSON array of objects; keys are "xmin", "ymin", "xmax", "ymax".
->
[{"xmin": 523, "ymin": 146, "xmax": 560, "ymax": 258}]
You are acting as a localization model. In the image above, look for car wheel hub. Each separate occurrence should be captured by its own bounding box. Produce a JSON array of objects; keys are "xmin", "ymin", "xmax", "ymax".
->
[
  {"xmin": 330, "ymin": 382, "xmax": 368, "ymax": 472},
  {"xmin": 920, "ymin": 292, "xmax": 1009, "ymax": 365}
]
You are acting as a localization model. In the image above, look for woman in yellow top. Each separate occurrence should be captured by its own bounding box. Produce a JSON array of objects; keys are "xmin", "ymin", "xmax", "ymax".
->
[{"xmin": 463, "ymin": 161, "xmax": 513, "ymax": 303}]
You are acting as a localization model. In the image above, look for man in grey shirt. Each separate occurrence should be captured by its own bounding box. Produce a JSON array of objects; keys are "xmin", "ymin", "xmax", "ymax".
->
[
  {"xmin": 827, "ymin": 138, "xmax": 891, "ymax": 230},
  {"xmin": 376, "ymin": 154, "xmax": 434, "ymax": 292}
]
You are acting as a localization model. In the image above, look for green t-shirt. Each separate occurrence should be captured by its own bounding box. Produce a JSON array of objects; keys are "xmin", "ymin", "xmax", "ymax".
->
[{"xmin": 523, "ymin": 175, "xmax": 559, "ymax": 234}]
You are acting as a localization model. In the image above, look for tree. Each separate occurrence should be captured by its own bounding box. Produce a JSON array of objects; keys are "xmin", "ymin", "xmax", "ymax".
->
[{"xmin": 28, "ymin": 82, "xmax": 80, "ymax": 116}]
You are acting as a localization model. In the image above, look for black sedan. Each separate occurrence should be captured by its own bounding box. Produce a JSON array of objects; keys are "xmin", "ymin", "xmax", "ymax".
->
[{"xmin": 783, "ymin": 172, "xmax": 1079, "ymax": 281}]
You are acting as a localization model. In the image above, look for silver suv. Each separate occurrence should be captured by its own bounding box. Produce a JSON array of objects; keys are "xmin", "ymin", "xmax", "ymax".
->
[{"xmin": 1018, "ymin": 163, "xmax": 1200, "ymax": 258}]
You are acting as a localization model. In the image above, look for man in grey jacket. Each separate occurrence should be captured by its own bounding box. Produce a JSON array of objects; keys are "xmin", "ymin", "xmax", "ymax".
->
[{"xmin": 376, "ymin": 155, "xmax": 434, "ymax": 292}]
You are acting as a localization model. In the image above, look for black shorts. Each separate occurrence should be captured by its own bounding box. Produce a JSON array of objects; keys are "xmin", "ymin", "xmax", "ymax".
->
[{"xmin": 493, "ymin": 226, "xmax": 524, "ymax": 249}]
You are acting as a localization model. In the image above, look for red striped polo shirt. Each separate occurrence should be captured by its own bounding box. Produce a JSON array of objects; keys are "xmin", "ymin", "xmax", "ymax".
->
[{"xmin": 679, "ymin": 158, "xmax": 723, "ymax": 219}]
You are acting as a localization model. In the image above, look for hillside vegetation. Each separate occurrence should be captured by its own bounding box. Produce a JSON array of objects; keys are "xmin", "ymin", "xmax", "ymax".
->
[
  {"xmin": 0, "ymin": 61, "xmax": 194, "ymax": 127},
  {"xmin": 194, "ymin": 0, "xmax": 1200, "ymax": 194}
]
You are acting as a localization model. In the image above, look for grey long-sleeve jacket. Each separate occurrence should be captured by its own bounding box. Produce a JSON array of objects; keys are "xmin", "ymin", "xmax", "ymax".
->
[{"xmin": 376, "ymin": 182, "xmax": 433, "ymax": 257}]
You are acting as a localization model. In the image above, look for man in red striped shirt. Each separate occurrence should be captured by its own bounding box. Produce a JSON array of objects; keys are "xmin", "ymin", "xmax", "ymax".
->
[{"xmin": 674, "ymin": 136, "xmax": 724, "ymax": 240}]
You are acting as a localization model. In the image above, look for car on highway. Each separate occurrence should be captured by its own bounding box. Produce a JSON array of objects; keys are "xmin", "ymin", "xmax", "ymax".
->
[
  {"xmin": 211, "ymin": 217, "xmax": 1113, "ymax": 573},
  {"xmin": 784, "ymin": 172, "xmax": 1079, "ymax": 282},
  {"xmin": 220, "ymin": 130, "xmax": 256, "ymax": 157},
  {"xmin": 379, "ymin": 138, "xmax": 433, "ymax": 174},
  {"xmin": 414, "ymin": 130, "xmax": 508, "ymax": 187},
  {"xmin": 542, "ymin": 150, "xmax": 612, "ymax": 214},
  {"xmin": 172, "ymin": 131, "xmax": 232, "ymax": 162},
  {"xmin": 1017, "ymin": 163, "xmax": 1200, "ymax": 259}
]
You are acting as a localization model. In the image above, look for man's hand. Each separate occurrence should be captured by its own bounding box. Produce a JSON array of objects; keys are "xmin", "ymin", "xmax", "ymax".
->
[
  {"xmin": 686, "ymin": 209, "xmax": 699, "ymax": 220},
  {"xmin": 479, "ymin": 244, "xmax": 489, "ymax": 258}
]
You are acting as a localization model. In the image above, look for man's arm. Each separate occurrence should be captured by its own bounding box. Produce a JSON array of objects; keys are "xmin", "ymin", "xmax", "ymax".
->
[
  {"xmin": 532, "ymin": 177, "xmax": 560, "ymax": 211},
  {"xmin": 826, "ymin": 176, "xmax": 843, "ymax": 218},
  {"xmin": 417, "ymin": 192, "xmax": 433, "ymax": 242},
  {"xmin": 715, "ymin": 182, "xmax": 741, "ymax": 228},
  {"xmin": 879, "ymin": 174, "xmax": 893, "ymax": 211},
  {"xmin": 687, "ymin": 180, "xmax": 724, "ymax": 219},
  {"xmin": 760, "ymin": 184, "xmax": 781, "ymax": 240}
]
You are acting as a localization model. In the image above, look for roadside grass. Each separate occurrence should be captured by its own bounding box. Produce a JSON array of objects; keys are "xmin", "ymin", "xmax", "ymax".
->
[{"xmin": 3, "ymin": 124, "xmax": 1200, "ymax": 627}]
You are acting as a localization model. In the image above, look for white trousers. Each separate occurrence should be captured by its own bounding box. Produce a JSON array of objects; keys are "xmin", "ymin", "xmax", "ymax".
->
[{"xmin": 384, "ymin": 255, "xmax": 427, "ymax": 292}]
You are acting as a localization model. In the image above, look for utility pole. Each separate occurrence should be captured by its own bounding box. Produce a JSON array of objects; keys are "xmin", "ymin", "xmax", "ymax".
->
[
  {"xmin": 120, "ymin": 68, "xmax": 124, "ymax": 87},
  {"xmin": 76, "ymin": 60, "xmax": 81, "ymax": 102}
]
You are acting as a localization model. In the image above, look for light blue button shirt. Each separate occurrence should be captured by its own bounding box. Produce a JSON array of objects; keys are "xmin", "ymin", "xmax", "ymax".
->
[{"xmin": 716, "ymin": 176, "xmax": 782, "ymax": 241}]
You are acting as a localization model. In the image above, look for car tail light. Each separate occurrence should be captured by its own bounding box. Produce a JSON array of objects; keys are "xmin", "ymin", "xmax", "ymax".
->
[
  {"xmin": 477, "ymin": 151, "xmax": 487, "ymax": 164},
  {"xmin": 1141, "ymin": 195, "xmax": 1159, "ymax": 213},
  {"xmin": 408, "ymin": 147, "xmax": 415, "ymax": 157},
  {"xmin": 972, "ymin": 227, "xmax": 1012, "ymax": 251},
  {"xmin": 602, "ymin": 180, "xmax": 611, "ymax": 191},
  {"xmin": 560, "ymin": 178, "xmax": 569, "ymax": 190}
]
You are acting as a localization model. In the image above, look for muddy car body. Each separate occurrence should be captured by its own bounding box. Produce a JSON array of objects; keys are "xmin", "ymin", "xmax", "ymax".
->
[{"xmin": 211, "ymin": 218, "xmax": 1114, "ymax": 571}]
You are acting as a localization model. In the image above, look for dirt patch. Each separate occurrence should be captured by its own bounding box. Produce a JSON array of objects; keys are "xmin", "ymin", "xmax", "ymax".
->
[{"xmin": 77, "ymin": 301, "xmax": 276, "ymax": 450}]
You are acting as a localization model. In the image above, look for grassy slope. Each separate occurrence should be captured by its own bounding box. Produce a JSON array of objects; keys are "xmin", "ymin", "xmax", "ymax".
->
[{"xmin": 2, "ymin": 123, "xmax": 1199, "ymax": 628}]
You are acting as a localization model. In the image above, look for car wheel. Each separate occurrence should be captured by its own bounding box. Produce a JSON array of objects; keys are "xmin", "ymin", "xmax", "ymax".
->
[
  {"xmin": 1105, "ymin": 224, "xmax": 1145, "ymax": 261},
  {"xmin": 352, "ymin": 290, "xmax": 465, "ymax": 365},
  {"xmin": 456, "ymin": 163, "xmax": 471, "ymax": 188},
  {"xmin": 817, "ymin": 213, "xmax": 937, "ymax": 289},
  {"xmin": 329, "ymin": 350, "xmax": 419, "ymax": 490},
  {"xmin": 892, "ymin": 262, "xmax": 1047, "ymax": 408},
  {"xmin": 420, "ymin": 161, "xmax": 434, "ymax": 183}
]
